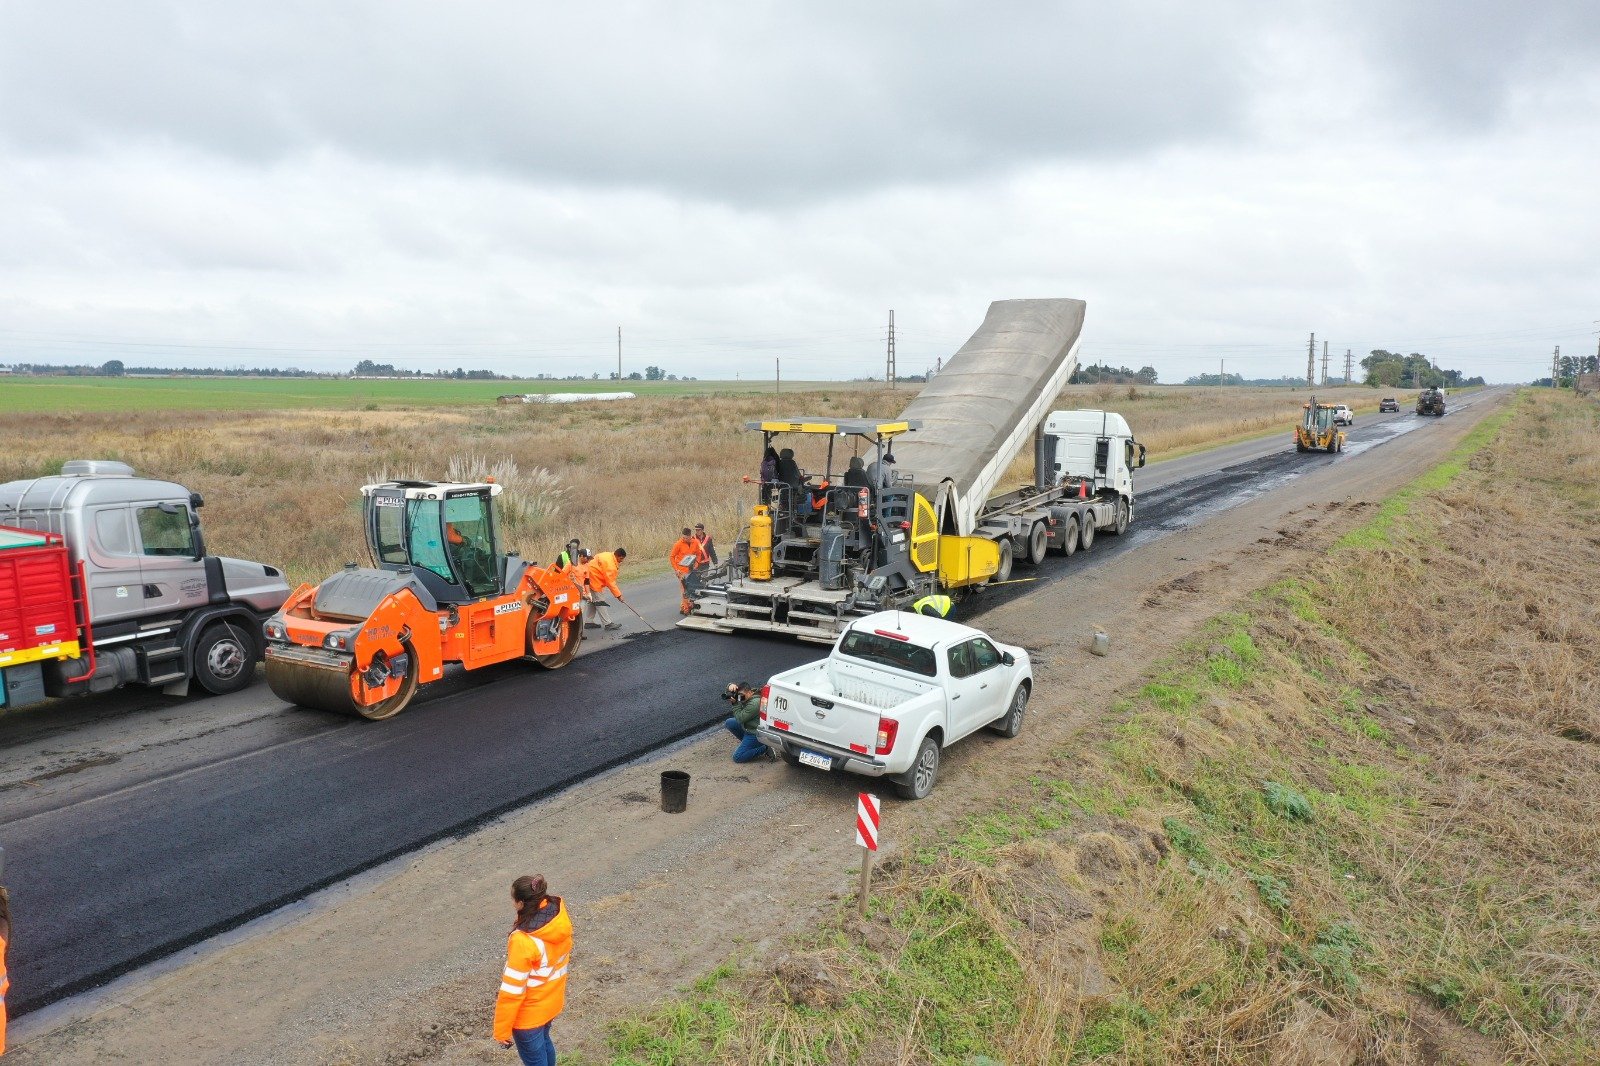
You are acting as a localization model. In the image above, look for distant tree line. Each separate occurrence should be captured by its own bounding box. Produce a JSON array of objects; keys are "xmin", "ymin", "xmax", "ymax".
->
[
  {"xmin": 1071, "ymin": 363, "xmax": 1159, "ymax": 385},
  {"xmin": 608, "ymin": 366, "xmax": 693, "ymax": 381},
  {"xmin": 1180, "ymin": 373, "xmax": 1320, "ymax": 387},
  {"xmin": 1361, "ymin": 351, "xmax": 1484, "ymax": 388}
]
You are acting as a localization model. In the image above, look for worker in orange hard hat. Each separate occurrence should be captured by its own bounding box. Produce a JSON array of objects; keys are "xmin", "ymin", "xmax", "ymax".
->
[
  {"xmin": 493, "ymin": 874, "xmax": 572, "ymax": 1064},
  {"xmin": 584, "ymin": 548, "xmax": 626, "ymax": 631},
  {"xmin": 669, "ymin": 528, "xmax": 710, "ymax": 615}
]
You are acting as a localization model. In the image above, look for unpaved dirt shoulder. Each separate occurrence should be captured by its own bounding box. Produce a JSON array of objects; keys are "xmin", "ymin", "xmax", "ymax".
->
[{"xmin": 9, "ymin": 393, "xmax": 1509, "ymax": 1066}]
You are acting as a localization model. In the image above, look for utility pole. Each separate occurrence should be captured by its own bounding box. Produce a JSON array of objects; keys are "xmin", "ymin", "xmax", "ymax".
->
[
  {"xmin": 1306, "ymin": 332, "xmax": 1316, "ymax": 387},
  {"xmin": 886, "ymin": 310, "xmax": 896, "ymax": 388},
  {"xmin": 1321, "ymin": 341, "xmax": 1330, "ymax": 386},
  {"xmin": 617, "ymin": 326, "xmax": 622, "ymax": 384},
  {"xmin": 1344, "ymin": 348, "xmax": 1353, "ymax": 385},
  {"xmin": 1219, "ymin": 358, "xmax": 1224, "ymax": 387},
  {"xmin": 775, "ymin": 358, "xmax": 781, "ymax": 413},
  {"xmin": 1553, "ymin": 346, "xmax": 1560, "ymax": 387}
]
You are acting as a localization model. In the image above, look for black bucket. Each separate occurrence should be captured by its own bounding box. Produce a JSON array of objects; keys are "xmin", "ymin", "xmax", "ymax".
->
[{"xmin": 660, "ymin": 770, "xmax": 690, "ymax": 813}]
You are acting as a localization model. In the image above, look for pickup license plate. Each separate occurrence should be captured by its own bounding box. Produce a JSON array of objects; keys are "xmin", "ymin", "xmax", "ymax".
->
[{"xmin": 797, "ymin": 749, "xmax": 832, "ymax": 771}]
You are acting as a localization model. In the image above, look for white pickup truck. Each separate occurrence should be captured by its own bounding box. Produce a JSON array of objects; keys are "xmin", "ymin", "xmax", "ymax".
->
[{"xmin": 757, "ymin": 611, "xmax": 1032, "ymax": 800}]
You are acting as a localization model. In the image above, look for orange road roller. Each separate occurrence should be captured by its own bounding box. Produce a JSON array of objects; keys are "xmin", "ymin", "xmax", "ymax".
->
[{"xmin": 264, "ymin": 478, "xmax": 586, "ymax": 719}]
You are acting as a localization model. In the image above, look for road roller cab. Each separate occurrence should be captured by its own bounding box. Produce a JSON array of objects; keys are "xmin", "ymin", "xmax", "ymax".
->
[{"xmin": 264, "ymin": 478, "xmax": 586, "ymax": 720}]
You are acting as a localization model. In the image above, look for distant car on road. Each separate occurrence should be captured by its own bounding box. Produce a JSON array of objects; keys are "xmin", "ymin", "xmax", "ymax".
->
[
  {"xmin": 1378, "ymin": 397, "xmax": 1399, "ymax": 412},
  {"xmin": 1332, "ymin": 404, "xmax": 1354, "ymax": 425}
]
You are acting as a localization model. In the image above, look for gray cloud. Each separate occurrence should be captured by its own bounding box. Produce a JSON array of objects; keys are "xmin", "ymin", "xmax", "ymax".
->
[
  {"xmin": 2, "ymin": 1, "xmax": 1263, "ymax": 201},
  {"xmin": 0, "ymin": 2, "xmax": 1596, "ymax": 383}
]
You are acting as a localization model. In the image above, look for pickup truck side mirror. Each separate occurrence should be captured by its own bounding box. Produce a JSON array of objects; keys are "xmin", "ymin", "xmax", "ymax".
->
[{"xmin": 1001, "ymin": 651, "xmax": 1015, "ymax": 667}]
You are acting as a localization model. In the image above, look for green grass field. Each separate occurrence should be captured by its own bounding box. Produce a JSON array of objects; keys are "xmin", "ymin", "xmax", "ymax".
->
[{"xmin": 0, "ymin": 375, "xmax": 857, "ymax": 412}]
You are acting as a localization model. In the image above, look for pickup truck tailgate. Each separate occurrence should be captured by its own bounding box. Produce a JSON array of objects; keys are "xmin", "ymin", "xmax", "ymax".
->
[{"xmin": 767, "ymin": 661, "xmax": 885, "ymax": 754}]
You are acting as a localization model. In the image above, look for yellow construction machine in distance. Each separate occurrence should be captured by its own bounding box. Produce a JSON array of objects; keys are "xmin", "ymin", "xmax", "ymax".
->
[{"xmin": 1294, "ymin": 396, "xmax": 1346, "ymax": 453}]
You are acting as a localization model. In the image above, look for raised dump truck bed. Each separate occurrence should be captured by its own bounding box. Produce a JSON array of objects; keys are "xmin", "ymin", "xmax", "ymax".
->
[{"xmin": 892, "ymin": 299, "xmax": 1086, "ymax": 537}]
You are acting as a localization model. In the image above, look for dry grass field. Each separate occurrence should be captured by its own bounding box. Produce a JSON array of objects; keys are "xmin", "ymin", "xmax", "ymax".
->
[
  {"xmin": 0, "ymin": 382, "xmax": 1391, "ymax": 584},
  {"xmin": 597, "ymin": 390, "xmax": 1600, "ymax": 1064}
]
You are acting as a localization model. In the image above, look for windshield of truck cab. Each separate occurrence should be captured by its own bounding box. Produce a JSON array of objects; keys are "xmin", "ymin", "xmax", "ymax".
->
[{"xmin": 838, "ymin": 629, "xmax": 937, "ymax": 677}]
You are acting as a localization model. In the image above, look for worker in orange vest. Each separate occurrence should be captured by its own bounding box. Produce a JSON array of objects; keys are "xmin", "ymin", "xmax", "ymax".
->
[
  {"xmin": 669, "ymin": 527, "xmax": 710, "ymax": 615},
  {"xmin": 1, "ymin": 883, "xmax": 10, "ymax": 1057},
  {"xmin": 494, "ymin": 874, "xmax": 572, "ymax": 1065},
  {"xmin": 584, "ymin": 548, "xmax": 627, "ymax": 631}
]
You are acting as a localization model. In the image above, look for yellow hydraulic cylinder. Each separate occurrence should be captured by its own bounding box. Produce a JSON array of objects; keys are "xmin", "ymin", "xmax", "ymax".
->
[{"xmin": 748, "ymin": 505, "xmax": 773, "ymax": 580}]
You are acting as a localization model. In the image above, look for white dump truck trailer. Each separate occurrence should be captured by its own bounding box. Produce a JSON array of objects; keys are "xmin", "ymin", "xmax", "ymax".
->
[{"xmin": 679, "ymin": 298, "xmax": 1145, "ymax": 642}]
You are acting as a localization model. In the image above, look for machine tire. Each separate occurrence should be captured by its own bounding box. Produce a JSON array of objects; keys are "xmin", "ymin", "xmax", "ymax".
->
[
  {"xmin": 989, "ymin": 682, "xmax": 1028, "ymax": 737},
  {"xmin": 893, "ymin": 737, "xmax": 940, "ymax": 801},
  {"xmin": 1112, "ymin": 498, "xmax": 1130, "ymax": 536},
  {"xmin": 193, "ymin": 622, "xmax": 255, "ymax": 696},
  {"xmin": 1060, "ymin": 517, "xmax": 1079, "ymax": 557},
  {"xmin": 995, "ymin": 539, "xmax": 1014, "ymax": 583},
  {"xmin": 1026, "ymin": 522, "xmax": 1049, "ymax": 565},
  {"xmin": 1080, "ymin": 514, "xmax": 1096, "ymax": 552},
  {"xmin": 529, "ymin": 608, "xmax": 583, "ymax": 669}
]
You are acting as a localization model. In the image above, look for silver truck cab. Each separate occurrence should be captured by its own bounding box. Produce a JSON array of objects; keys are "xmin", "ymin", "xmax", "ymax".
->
[{"xmin": 0, "ymin": 460, "xmax": 289, "ymax": 700}]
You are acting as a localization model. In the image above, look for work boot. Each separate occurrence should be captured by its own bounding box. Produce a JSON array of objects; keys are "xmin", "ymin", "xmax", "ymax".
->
[
  {"xmin": 603, "ymin": 622, "xmax": 622, "ymax": 630},
  {"xmin": 584, "ymin": 623, "xmax": 601, "ymax": 629}
]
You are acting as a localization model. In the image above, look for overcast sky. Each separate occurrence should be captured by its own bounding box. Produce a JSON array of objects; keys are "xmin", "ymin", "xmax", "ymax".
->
[{"xmin": 1, "ymin": 1, "xmax": 1596, "ymax": 383}]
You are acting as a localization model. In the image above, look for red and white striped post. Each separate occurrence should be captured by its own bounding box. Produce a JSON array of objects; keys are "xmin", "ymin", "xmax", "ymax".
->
[{"xmin": 856, "ymin": 792, "xmax": 880, "ymax": 918}]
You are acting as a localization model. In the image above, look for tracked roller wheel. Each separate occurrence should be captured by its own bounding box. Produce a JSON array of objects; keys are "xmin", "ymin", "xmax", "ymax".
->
[
  {"xmin": 266, "ymin": 641, "xmax": 421, "ymax": 720},
  {"xmin": 529, "ymin": 608, "xmax": 583, "ymax": 670}
]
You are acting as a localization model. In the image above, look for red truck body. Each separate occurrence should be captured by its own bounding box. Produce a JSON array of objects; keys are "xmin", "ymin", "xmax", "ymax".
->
[{"xmin": 0, "ymin": 525, "xmax": 82, "ymax": 668}]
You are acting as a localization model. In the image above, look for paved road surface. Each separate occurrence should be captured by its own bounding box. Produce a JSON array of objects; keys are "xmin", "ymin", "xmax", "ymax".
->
[{"xmin": 0, "ymin": 389, "xmax": 1504, "ymax": 1014}]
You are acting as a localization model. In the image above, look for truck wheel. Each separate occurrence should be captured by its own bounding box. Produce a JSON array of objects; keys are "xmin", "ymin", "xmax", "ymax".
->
[
  {"xmin": 1026, "ymin": 522, "xmax": 1048, "ymax": 565},
  {"xmin": 893, "ymin": 737, "xmax": 940, "ymax": 801},
  {"xmin": 1060, "ymin": 517, "xmax": 1079, "ymax": 557},
  {"xmin": 193, "ymin": 622, "xmax": 255, "ymax": 695},
  {"xmin": 1079, "ymin": 514, "xmax": 1096, "ymax": 552},
  {"xmin": 1111, "ymin": 498, "xmax": 1129, "ymax": 536},
  {"xmin": 989, "ymin": 682, "xmax": 1028, "ymax": 738},
  {"xmin": 995, "ymin": 539, "xmax": 1014, "ymax": 583}
]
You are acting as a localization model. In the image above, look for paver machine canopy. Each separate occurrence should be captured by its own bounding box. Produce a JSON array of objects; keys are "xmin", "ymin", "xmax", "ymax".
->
[{"xmin": 264, "ymin": 478, "xmax": 586, "ymax": 720}]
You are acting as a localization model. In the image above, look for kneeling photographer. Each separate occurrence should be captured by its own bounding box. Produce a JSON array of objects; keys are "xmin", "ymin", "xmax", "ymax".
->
[{"xmin": 721, "ymin": 681, "xmax": 775, "ymax": 764}]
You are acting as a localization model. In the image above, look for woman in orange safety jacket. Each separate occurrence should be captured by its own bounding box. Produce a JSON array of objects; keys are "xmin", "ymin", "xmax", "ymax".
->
[
  {"xmin": 1, "ymin": 884, "xmax": 11, "ymax": 1057},
  {"xmin": 494, "ymin": 874, "xmax": 572, "ymax": 1066}
]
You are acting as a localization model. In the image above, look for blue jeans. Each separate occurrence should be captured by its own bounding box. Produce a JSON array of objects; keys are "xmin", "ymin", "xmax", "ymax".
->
[
  {"xmin": 512, "ymin": 1022, "xmax": 556, "ymax": 1066},
  {"xmin": 724, "ymin": 717, "xmax": 768, "ymax": 762}
]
